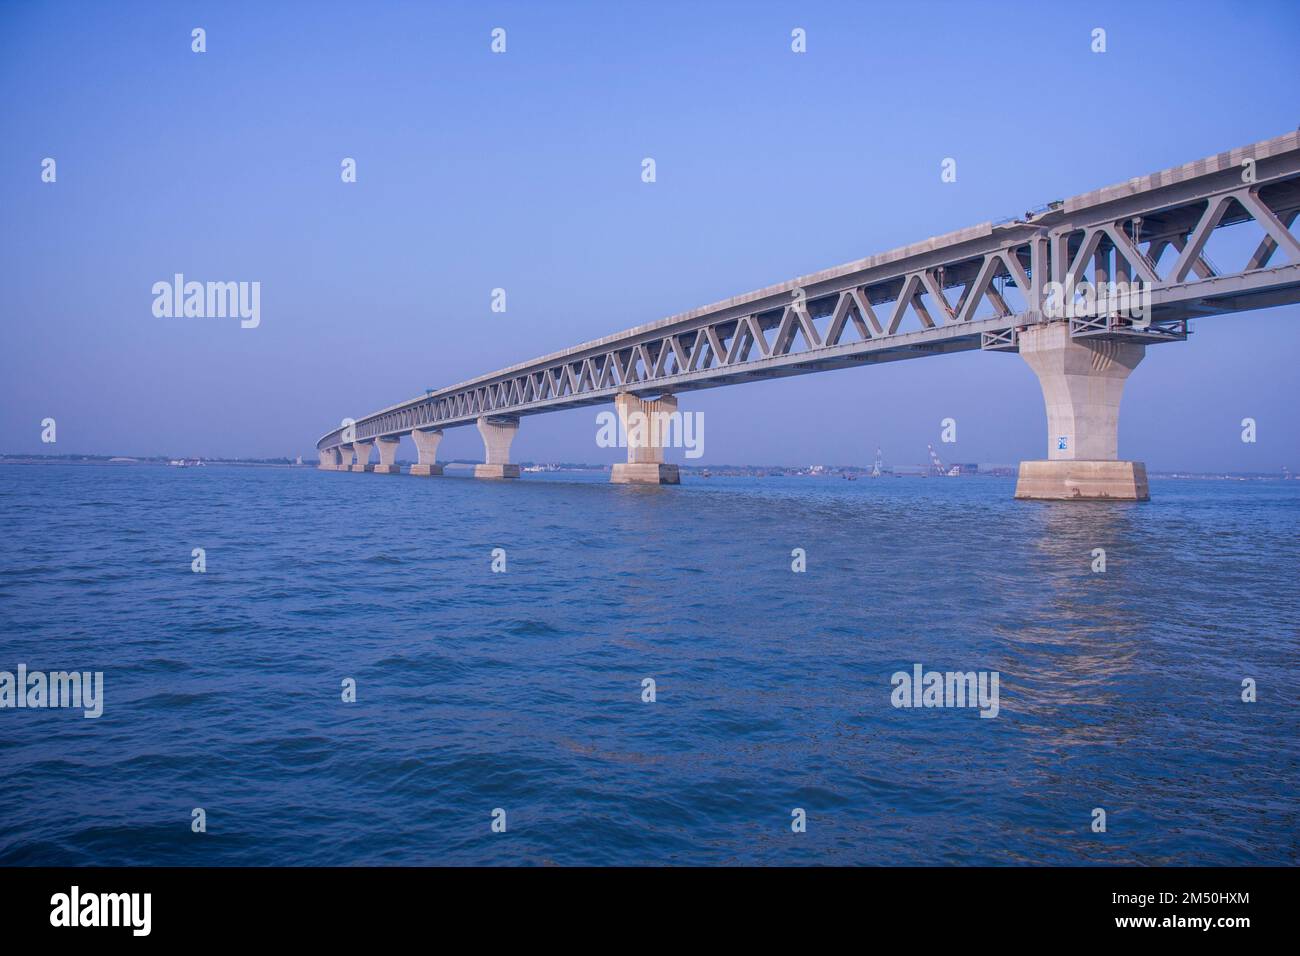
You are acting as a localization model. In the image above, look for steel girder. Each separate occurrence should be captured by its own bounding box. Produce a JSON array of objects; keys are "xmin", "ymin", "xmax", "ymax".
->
[{"xmin": 319, "ymin": 132, "xmax": 1300, "ymax": 451}]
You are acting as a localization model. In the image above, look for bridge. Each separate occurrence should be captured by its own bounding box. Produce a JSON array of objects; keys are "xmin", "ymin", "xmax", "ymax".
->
[{"xmin": 318, "ymin": 132, "xmax": 1300, "ymax": 500}]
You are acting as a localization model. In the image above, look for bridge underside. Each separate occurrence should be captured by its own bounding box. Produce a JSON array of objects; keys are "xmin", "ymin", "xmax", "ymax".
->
[{"xmin": 318, "ymin": 132, "xmax": 1300, "ymax": 498}]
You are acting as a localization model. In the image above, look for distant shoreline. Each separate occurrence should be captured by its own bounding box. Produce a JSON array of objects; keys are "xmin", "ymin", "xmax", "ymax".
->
[
  {"xmin": 1, "ymin": 455, "xmax": 1294, "ymax": 481},
  {"xmin": 0, "ymin": 455, "xmax": 303, "ymax": 468}
]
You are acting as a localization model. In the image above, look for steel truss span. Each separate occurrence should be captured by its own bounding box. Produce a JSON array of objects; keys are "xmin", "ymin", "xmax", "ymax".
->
[{"xmin": 319, "ymin": 132, "xmax": 1300, "ymax": 451}]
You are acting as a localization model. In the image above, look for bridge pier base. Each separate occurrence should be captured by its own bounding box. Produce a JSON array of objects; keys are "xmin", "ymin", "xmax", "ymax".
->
[
  {"xmin": 350, "ymin": 439, "xmax": 375, "ymax": 472},
  {"xmin": 374, "ymin": 438, "xmax": 401, "ymax": 474},
  {"xmin": 410, "ymin": 428, "xmax": 444, "ymax": 476},
  {"xmin": 474, "ymin": 416, "xmax": 520, "ymax": 479},
  {"xmin": 1014, "ymin": 323, "xmax": 1148, "ymax": 501},
  {"xmin": 610, "ymin": 393, "xmax": 680, "ymax": 485},
  {"xmin": 337, "ymin": 444, "xmax": 355, "ymax": 471},
  {"xmin": 1015, "ymin": 460, "xmax": 1149, "ymax": 500}
]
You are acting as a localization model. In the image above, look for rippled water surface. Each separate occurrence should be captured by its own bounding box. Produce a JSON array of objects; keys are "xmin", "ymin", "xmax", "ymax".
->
[{"xmin": 1, "ymin": 463, "xmax": 1296, "ymax": 865}]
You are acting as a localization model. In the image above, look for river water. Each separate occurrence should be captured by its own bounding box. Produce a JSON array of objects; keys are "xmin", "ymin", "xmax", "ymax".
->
[{"xmin": 1, "ymin": 463, "xmax": 1295, "ymax": 865}]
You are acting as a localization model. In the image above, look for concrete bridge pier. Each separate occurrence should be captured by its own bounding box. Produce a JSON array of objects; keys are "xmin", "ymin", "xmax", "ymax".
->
[
  {"xmin": 337, "ymin": 444, "xmax": 355, "ymax": 470},
  {"xmin": 475, "ymin": 416, "xmax": 520, "ymax": 479},
  {"xmin": 374, "ymin": 438, "xmax": 401, "ymax": 474},
  {"xmin": 610, "ymin": 393, "xmax": 681, "ymax": 484},
  {"xmin": 350, "ymin": 439, "xmax": 375, "ymax": 473},
  {"xmin": 1014, "ymin": 322, "xmax": 1148, "ymax": 501},
  {"xmin": 410, "ymin": 428, "xmax": 444, "ymax": 476},
  {"xmin": 317, "ymin": 449, "xmax": 338, "ymax": 470}
]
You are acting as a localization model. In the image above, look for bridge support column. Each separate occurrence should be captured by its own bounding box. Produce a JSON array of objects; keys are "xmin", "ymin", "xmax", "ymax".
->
[
  {"xmin": 337, "ymin": 444, "xmax": 355, "ymax": 470},
  {"xmin": 374, "ymin": 438, "xmax": 401, "ymax": 474},
  {"xmin": 410, "ymin": 428, "xmax": 444, "ymax": 476},
  {"xmin": 475, "ymin": 416, "xmax": 520, "ymax": 479},
  {"xmin": 318, "ymin": 449, "xmax": 338, "ymax": 470},
  {"xmin": 350, "ymin": 439, "xmax": 375, "ymax": 472},
  {"xmin": 610, "ymin": 393, "xmax": 681, "ymax": 485},
  {"xmin": 1014, "ymin": 323, "xmax": 1148, "ymax": 501}
]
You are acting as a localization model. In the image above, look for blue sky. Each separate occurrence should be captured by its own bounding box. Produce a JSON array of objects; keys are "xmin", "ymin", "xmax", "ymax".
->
[{"xmin": 2, "ymin": 0, "xmax": 1298, "ymax": 470}]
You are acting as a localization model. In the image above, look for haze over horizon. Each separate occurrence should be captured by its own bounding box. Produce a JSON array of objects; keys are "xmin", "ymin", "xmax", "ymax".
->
[{"xmin": 3, "ymin": 1, "xmax": 1298, "ymax": 471}]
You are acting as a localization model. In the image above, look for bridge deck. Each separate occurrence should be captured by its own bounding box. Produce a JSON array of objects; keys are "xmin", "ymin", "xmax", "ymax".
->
[{"xmin": 319, "ymin": 132, "xmax": 1300, "ymax": 450}]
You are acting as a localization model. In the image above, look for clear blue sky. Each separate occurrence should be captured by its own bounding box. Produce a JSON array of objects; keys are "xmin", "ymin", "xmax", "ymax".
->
[{"xmin": 2, "ymin": 0, "xmax": 1298, "ymax": 470}]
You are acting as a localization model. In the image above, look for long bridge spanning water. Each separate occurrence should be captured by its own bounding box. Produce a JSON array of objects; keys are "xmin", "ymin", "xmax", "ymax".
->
[{"xmin": 318, "ymin": 132, "xmax": 1300, "ymax": 499}]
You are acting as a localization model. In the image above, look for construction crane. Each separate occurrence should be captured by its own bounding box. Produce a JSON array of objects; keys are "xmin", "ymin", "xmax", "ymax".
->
[
  {"xmin": 927, "ymin": 443, "xmax": 945, "ymax": 477},
  {"xmin": 928, "ymin": 443, "xmax": 963, "ymax": 477}
]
